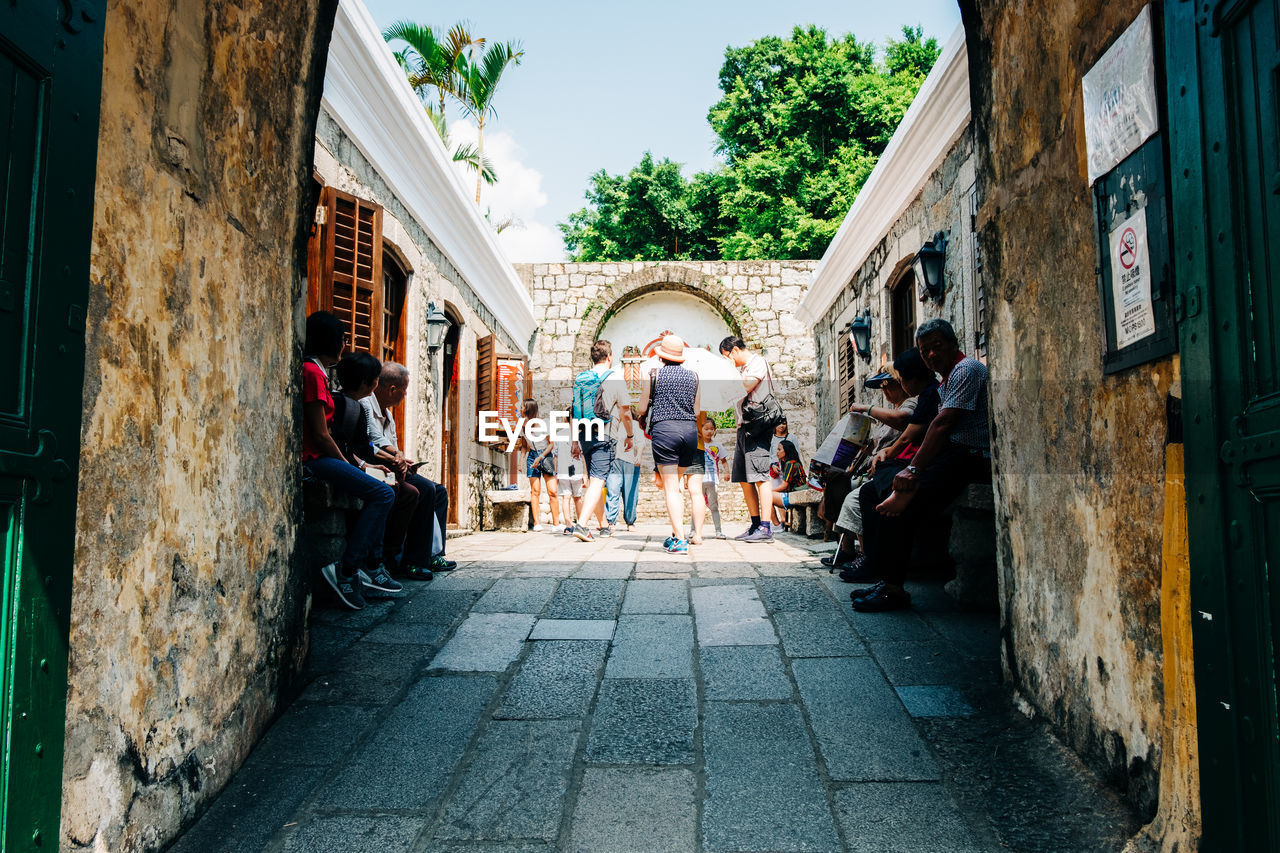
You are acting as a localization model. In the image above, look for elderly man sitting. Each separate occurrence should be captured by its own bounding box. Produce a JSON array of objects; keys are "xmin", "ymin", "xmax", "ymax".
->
[
  {"xmin": 849, "ymin": 319, "xmax": 991, "ymax": 612},
  {"xmin": 362, "ymin": 362, "xmax": 457, "ymax": 580}
]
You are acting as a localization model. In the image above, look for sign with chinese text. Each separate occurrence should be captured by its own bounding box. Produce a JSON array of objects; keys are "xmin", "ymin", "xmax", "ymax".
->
[
  {"xmin": 1082, "ymin": 6, "xmax": 1158, "ymax": 184},
  {"xmin": 1108, "ymin": 208, "xmax": 1157, "ymax": 349}
]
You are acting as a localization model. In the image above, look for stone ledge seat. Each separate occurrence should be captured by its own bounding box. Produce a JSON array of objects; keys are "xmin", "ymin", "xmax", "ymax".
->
[
  {"xmin": 483, "ymin": 488, "xmax": 532, "ymax": 532},
  {"xmin": 944, "ymin": 482, "xmax": 997, "ymax": 610},
  {"xmin": 781, "ymin": 488, "xmax": 823, "ymax": 538}
]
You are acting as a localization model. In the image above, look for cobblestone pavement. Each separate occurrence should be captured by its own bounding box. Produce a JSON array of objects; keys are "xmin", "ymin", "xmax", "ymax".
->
[{"xmin": 173, "ymin": 525, "xmax": 1140, "ymax": 852}]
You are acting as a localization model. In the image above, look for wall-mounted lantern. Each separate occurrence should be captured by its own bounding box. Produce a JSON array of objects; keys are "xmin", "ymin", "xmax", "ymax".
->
[
  {"xmin": 848, "ymin": 308, "xmax": 872, "ymax": 362},
  {"xmin": 912, "ymin": 231, "xmax": 948, "ymax": 302},
  {"xmin": 426, "ymin": 302, "xmax": 449, "ymax": 352}
]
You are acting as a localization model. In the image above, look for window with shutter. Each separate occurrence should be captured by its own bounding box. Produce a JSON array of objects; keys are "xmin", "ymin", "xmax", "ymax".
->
[
  {"xmin": 305, "ymin": 186, "xmax": 385, "ymax": 356},
  {"xmin": 837, "ymin": 331, "xmax": 856, "ymax": 412},
  {"xmin": 891, "ymin": 272, "xmax": 917, "ymax": 358},
  {"xmin": 476, "ymin": 333, "xmax": 496, "ymax": 441}
]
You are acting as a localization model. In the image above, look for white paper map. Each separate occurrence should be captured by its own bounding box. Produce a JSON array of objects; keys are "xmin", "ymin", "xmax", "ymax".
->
[{"xmin": 1109, "ymin": 208, "xmax": 1156, "ymax": 349}]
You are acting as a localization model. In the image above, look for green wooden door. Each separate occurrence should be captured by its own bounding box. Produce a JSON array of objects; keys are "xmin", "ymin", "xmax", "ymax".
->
[
  {"xmin": 0, "ymin": 2, "xmax": 105, "ymax": 849},
  {"xmin": 1166, "ymin": 0, "xmax": 1280, "ymax": 848}
]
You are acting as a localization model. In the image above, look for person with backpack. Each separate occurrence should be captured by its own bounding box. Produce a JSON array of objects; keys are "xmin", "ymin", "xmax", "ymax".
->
[
  {"xmin": 301, "ymin": 311, "xmax": 396, "ymax": 611},
  {"xmin": 719, "ymin": 335, "xmax": 782, "ymax": 543},
  {"xmin": 569, "ymin": 340, "xmax": 635, "ymax": 542},
  {"xmin": 636, "ymin": 334, "xmax": 703, "ymax": 552}
]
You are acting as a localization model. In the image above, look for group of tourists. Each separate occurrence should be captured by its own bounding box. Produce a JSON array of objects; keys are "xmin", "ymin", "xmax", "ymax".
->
[
  {"xmin": 816, "ymin": 317, "xmax": 991, "ymax": 612},
  {"xmin": 301, "ymin": 310, "xmax": 457, "ymax": 611},
  {"xmin": 524, "ymin": 334, "xmax": 804, "ymax": 553}
]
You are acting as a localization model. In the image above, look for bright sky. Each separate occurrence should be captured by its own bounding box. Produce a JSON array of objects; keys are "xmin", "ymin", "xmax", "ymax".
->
[{"xmin": 361, "ymin": 0, "xmax": 962, "ymax": 262}]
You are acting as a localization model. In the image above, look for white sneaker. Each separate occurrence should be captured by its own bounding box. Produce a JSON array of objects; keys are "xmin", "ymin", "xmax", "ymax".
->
[{"xmin": 532, "ymin": 524, "xmax": 543, "ymax": 532}]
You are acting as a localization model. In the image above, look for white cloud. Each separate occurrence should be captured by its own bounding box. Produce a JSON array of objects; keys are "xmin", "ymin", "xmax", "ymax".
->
[{"xmin": 447, "ymin": 119, "xmax": 567, "ymax": 262}]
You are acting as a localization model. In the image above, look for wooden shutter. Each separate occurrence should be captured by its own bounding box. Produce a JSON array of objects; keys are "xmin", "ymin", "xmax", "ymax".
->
[
  {"xmin": 476, "ymin": 333, "xmax": 496, "ymax": 433},
  {"xmin": 306, "ymin": 181, "xmax": 325, "ymax": 315},
  {"xmin": 838, "ymin": 333, "xmax": 856, "ymax": 411},
  {"xmin": 318, "ymin": 187, "xmax": 383, "ymax": 356}
]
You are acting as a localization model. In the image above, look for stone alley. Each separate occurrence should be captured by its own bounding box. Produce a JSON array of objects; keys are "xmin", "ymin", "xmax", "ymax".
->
[{"xmin": 172, "ymin": 527, "xmax": 1137, "ymax": 852}]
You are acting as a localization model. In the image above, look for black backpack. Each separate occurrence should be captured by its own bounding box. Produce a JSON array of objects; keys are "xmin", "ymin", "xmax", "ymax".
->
[{"xmin": 331, "ymin": 394, "xmax": 374, "ymax": 462}]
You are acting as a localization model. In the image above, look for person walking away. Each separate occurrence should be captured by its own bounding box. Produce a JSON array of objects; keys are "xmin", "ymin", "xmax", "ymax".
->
[
  {"xmin": 570, "ymin": 340, "xmax": 635, "ymax": 541},
  {"xmin": 514, "ymin": 399, "xmax": 561, "ymax": 532},
  {"xmin": 636, "ymin": 334, "xmax": 703, "ymax": 552},
  {"xmin": 362, "ymin": 361, "xmax": 457, "ymax": 579},
  {"xmin": 719, "ymin": 336, "xmax": 777, "ymax": 542},
  {"xmin": 301, "ymin": 311, "xmax": 395, "ymax": 610},
  {"xmin": 554, "ymin": 431, "xmax": 580, "ymax": 534},
  {"xmin": 606, "ymin": 424, "xmax": 643, "ymax": 532}
]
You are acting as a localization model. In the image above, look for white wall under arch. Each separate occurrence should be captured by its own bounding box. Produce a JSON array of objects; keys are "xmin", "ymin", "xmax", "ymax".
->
[{"xmin": 597, "ymin": 291, "xmax": 732, "ymax": 354}]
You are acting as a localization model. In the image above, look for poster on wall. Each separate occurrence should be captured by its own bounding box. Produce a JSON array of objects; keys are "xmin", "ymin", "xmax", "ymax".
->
[
  {"xmin": 1108, "ymin": 208, "xmax": 1157, "ymax": 349},
  {"xmin": 1082, "ymin": 5, "xmax": 1158, "ymax": 184},
  {"xmin": 494, "ymin": 357, "xmax": 525, "ymax": 426}
]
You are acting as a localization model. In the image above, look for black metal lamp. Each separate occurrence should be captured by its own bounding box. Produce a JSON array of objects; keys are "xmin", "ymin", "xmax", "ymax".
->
[
  {"xmin": 426, "ymin": 302, "xmax": 449, "ymax": 352},
  {"xmin": 848, "ymin": 308, "xmax": 872, "ymax": 362},
  {"xmin": 912, "ymin": 231, "xmax": 948, "ymax": 302}
]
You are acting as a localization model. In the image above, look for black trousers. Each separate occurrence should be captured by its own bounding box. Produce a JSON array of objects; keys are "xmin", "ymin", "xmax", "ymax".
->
[
  {"xmin": 860, "ymin": 446, "xmax": 990, "ymax": 588},
  {"xmin": 402, "ymin": 472, "xmax": 449, "ymax": 564}
]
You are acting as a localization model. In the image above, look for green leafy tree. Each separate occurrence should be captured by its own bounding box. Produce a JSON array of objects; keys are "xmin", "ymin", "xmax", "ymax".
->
[{"xmin": 561, "ymin": 25, "xmax": 940, "ymax": 261}]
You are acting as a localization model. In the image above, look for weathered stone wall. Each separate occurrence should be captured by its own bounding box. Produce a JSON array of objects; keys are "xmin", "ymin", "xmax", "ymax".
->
[
  {"xmin": 60, "ymin": 2, "xmax": 336, "ymax": 850},
  {"xmin": 961, "ymin": 0, "xmax": 1173, "ymax": 822},
  {"xmin": 812, "ymin": 128, "xmax": 978, "ymax": 433},
  {"xmin": 518, "ymin": 261, "xmax": 821, "ymax": 463},
  {"xmin": 313, "ymin": 112, "xmax": 515, "ymax": 529}
]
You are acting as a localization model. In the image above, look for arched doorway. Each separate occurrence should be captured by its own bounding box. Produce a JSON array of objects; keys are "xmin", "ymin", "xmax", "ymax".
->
[{"xmin": 440, "ymin": 303, "xmax": 463, "ymax": 525}]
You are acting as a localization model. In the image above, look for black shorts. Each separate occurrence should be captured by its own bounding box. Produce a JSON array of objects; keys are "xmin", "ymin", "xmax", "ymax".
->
[
  {"xmin": 650, "ymin": 420, "xmax": 700, "ymax": 467},
  {"xmin": 731, "ymin": 425, "xmax": 772, "ymax": 483}
]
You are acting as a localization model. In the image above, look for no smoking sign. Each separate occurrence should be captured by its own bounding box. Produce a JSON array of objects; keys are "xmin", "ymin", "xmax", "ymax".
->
[{"xmin": 1108, "ymin": 209, "xmax": 1155, "ymax": 348}]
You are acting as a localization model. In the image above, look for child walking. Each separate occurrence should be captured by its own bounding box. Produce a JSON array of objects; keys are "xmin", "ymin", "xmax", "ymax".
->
[{"xmin": 689, "ymin": 416, "xmax": 726, "ymax": 539}]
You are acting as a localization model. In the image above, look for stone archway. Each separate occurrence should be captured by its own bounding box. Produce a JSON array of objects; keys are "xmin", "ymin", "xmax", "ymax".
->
[{"xmin": 573, "ymin": 263, "xmax": 765, "ymax": 367}]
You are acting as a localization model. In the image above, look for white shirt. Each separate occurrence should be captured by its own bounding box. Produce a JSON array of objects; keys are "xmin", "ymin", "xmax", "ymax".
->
[{"xmin": 361, "ymin": 394, "xmax": 397, "ymax": 451}]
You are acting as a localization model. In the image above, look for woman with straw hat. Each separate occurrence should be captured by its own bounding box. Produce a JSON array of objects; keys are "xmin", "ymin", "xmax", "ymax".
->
[{"xmin": 636, "ymin": 334, "xmax": 704, "ymax": 553}]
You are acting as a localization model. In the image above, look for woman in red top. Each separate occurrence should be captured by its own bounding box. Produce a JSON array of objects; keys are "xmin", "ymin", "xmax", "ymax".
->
[{"xmin": 303, "ymin": 311, "xmax": 396, "ymax": 611}]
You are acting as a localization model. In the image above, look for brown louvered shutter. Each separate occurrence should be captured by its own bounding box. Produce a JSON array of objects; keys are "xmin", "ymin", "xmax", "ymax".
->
[
  {"xmin": 476, "ymin": 334, "xmax": 496, "ymax": 441},
  {"xmin": 305, "ymin": 181, "xmax": 326, "ymax": 315},
  {"xmin": 322, "ymin": 188, "xmax": 384, "ymax": 357},
  {"xmin": 838, "ymin": 332, "xmax": 855, "ymax": 411}
]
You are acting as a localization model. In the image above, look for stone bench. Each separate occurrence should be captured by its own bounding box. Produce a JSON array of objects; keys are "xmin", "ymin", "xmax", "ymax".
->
[
  {"xmin": 945, "ymin": 483, "xmax": 998, "ymax": 610},
  {"xmin": 782, "ymin": 488, "xmax": 823, "ymax": 538},
  {"xmin": 483, "ymin": 488, "xmax": 532, "ymax": 532},
  {"xmin": 301, "ymin": 478, "xmax": 363, "ymax": 572}
]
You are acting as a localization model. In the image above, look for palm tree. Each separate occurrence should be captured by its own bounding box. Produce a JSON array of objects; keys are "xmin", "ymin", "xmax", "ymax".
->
[
  {"xmin": 426, "ymin": 106, "xmax": 497, "ymax": 187},
  {"xmin": 456, "ymin": 40, "xmax": 524, "ymax": 203},
  {"xmin": 382, "ymin": 20, "xmax": 483, "ymax": 115}
]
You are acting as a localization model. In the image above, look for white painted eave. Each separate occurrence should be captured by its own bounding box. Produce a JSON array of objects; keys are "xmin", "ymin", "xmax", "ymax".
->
[
  {"xmin": 796, "ymin": 26, "xmax": 971, "ymax": 326},
  {"xmin": 321, "ymin": 0, "xmax": 538, "ymax": 353}
]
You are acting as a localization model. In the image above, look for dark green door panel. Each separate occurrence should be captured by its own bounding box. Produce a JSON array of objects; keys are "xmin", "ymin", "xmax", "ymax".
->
[
  {"xmin": 0, "ymin": 2, "xmax": 105, "ymax": 850},
  {"xmin": 1166, "ymin": 0, "xmax": 1280, "ymax": 849}
]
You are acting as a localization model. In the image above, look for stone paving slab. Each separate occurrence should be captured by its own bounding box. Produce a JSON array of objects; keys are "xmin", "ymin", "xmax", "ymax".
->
[
  {"xmin": 434, "ymin": 720, "xmax": 580, "ymax": 842},
  {"xmin": 873, "ymin": 640, "xmax": 991, "ymax": 686},
  {"xmin": 315, "ymin": 674, "xmax": 497, "ymax": 810},
  {"xmin": 586, "ymin": 678, "xmax": 697, "ymax": 765},
  {"xmin": 605, "ymin": 615, "xmax": 694, "ymax": 679},
  {"xmin": 545, "ymin": 578, "xmax": 626, "ymax": 619},
  {"xmin": 361, "ymin": 620, "xmax": 451, "ymax": 646},
  {"xmin": 896, "ymin": 685, "xmax": 978, "ymax": 718},
  {"xmin": 281, "ymin": 815, "xmax": 427, "ymax": 853},
  {"xmin": 702, "ymin": 702, "xmax": 842, "ymax": 852},
  {"xmin": 757, "ymin": 577, "xmax": 843, "ymax": 613},
  {"xmin": 168, "ymin": 762, "xmax": 327, "ymax": 853},
  {"xmin": 568, "ymin": 768, "xmax": 697, "ymax": 853},
  {"xmin": 495, "ymin": 641, "xmax": 609, "ymax": 720},
  {"xmin": 572, "ymin": 561, "xmax": 633, "ymax": 579},
  {"xmin": 387, "ymin": 589, "xmax": 481, "ymax": 623},
  {"xmin": 297, "ymin": 640, "xmax": 429, "ymax": 705},
  {"xmin": 699, "ymin": 645, "xmax": 794, "ymax": 701},
  {"xmin": 528, "ymin": 618, "xmax": 615, "ymax": 640},
  {"xmin": 621, "ymin": 579, "xmax": 690, "ymax": 614},
  {"xmin": 471, "ymin": 579, "xmax": 558, "ymax": 613},
  {"xmin": 832, "ymin": 783, "xmax": 985, "ymax": 852},
  {"xmin": 429, "ymin": 573, "xmax": 498, "ymax": 590},
  {"xmin": 775, "ymin": 611, "xmax": 868, "ymax": 658},
  {"xmin": 245, "ymin": 703, "xmax": 378, "ymax": 769},
  {"xmin": 692, "ymin": 584, "xmax": 778, "ymax": 646},
  {"xmin": 792, "ymin": 657, "xmax": 940, "ymax": 782},
  {"xmin": 430, "ymin": 613, "xmax": 536, "ymax": 672}
]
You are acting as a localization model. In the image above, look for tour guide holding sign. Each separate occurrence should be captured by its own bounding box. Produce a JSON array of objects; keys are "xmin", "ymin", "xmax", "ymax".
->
[
  {"xmin": 569, "ymin": 339, "xmax": 635, "ymax": 542},
  {"xmin": 850, "ymin": 318, "xmax": 991, "ymax": 613}
]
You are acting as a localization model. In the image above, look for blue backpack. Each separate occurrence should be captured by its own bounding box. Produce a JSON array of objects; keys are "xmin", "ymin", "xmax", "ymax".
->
[{"xmin": 572, "ymin": 368, "xmax": 614, "ymax": 422}]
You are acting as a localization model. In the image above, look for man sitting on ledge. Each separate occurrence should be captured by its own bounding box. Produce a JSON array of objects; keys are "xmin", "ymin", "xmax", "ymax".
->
[{"xmin": 851, "ymin": 318, "xmax": 991, "ymax": 612}]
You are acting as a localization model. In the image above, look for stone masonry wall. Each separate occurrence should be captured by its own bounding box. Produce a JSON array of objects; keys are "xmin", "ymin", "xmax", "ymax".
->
[
  {"xmin": 517, "ymin": 261, "xmax": 821, "ymax": 465},
  {"xmin": 60, "ymin": 2, "xmax": 336, "ymax": 851},
  {"xmin": 812, "ymin": 128, "xmax": 977, "ymax": 435},
  {"xmin": 961, "ymin": 0, "xmax": 1173, "ymax": 824}
]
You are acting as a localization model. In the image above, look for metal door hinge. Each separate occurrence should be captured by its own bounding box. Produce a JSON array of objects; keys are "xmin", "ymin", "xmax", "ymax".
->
[{"xmin": 0, "ymin": 430, "xmax": 71, "ymax": 504}]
